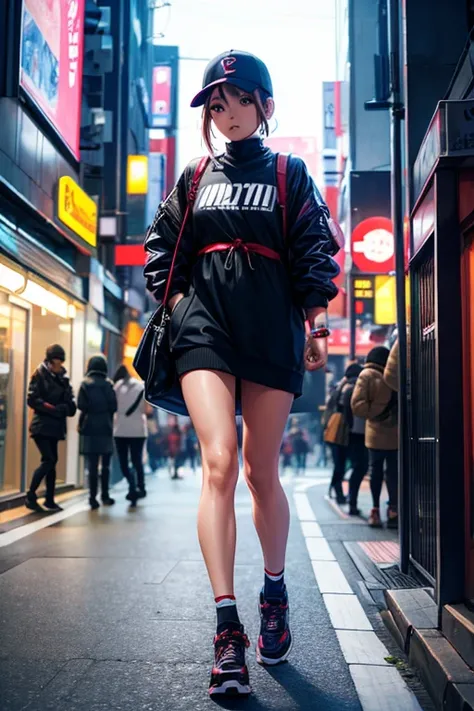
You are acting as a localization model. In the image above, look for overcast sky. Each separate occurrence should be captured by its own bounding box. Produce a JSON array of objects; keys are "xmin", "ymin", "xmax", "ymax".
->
[{"xmin": 154, "ymin": 0, "xmax": 337, "ymax": 172}]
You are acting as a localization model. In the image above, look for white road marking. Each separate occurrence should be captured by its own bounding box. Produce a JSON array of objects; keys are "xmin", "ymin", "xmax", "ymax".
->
[
  {"xmin": 300, "ymin": 521, "xmax": 323, "ymax": 538},
  {"xmin": 305, "ymin": 537, "xmax": 336, "ymax": 561},
  {"xmin": 311, "ymin": 561, "xmax": 352, "ymax": 594},
  {"xmin": 293, "ymin": 484, "xmax": 422, "ymax": 711},
  {"xmin": 293, "ymin": 493, "xmax": 317, "ymax": 521},
  {"xmin": 323, "ymin": 593, "xmax": 373, "ymax": 631},
  {"xmin": 350, "ymin": 665, "xmax": 422, "ymax": 710},
  {"xmin": 336, "ymin": 630, "xmax": 390, "ymax": 665}
]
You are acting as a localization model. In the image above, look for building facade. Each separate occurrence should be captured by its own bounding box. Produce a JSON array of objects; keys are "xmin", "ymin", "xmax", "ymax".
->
[
  {"xmin": 0, "ymin": 0, "xmax": 153, "ymax": 506},
  {"xmin": 334, "ymin": 0, "xmax": 396, "ymax": 359}
]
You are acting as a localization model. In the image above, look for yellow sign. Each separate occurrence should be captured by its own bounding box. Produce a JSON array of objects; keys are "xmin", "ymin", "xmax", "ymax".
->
[
  {"xmin": 374, "ymin": 275, "xmax": 411, "ymax": 325},
  {"xmin": 354, "ymin": 278, "xmax": 374, "ymax": 299},
  {"xmin": 375, "ymin": 276, "xmax": 396, "ymax": 324},
  {"xmin": 57, "ymin": 177, "xmax": 97, "ymax": 247},
  {"xmin": 354, "ymin": 279, "xmax": 373, "ymax": 289},
  {"xmin": 127, "ymin": 155, "xmax": 149, "ymax": 194}
]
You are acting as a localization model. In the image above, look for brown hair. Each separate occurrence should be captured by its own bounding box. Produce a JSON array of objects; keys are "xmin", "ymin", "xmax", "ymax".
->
[{"xmin": 201, "ymin": 84, "xmax": 270, "ymax": 157}]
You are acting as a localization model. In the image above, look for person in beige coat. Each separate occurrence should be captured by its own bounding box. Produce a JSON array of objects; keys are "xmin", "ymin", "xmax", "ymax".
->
[
  {"xmin": 351, "ymin": 347, "xmax": 398, "ymax": 528},
  {"xmin": 384, "ymin": 339, "xmax": 399, "ymax": 392}
]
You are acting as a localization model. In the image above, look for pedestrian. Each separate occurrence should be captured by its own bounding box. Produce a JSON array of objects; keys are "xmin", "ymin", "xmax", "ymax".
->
[
  {"xmin": 325, "ymin": 379, "xmax": 348, "ymax": 503},
  {"xmin": 351, "ymin": 347, "xmax": 399, "ymax": 528},
  {"xmin": 184, "ymin": 423, "xmax": 199, "ymax": 472},
  {"xmin": 78, "ymin": 355, "xmax": 117, "ymax": 510},
  {"xmin": 326, "ymin": 364, "xmax": 368, "ymax": 510},
  {"xmin": 25, "ymin": 344, "xmax": 76, "ymax": 513},
  {"xmin": 113, "ymin": 365, "xmax": 147, "ymax": 505},
  {"xmin": 289, "ymin": 420, "xmax": 309, "ymax": 475},
  {"xmin": 341, "ymin": 364, "xmax": 368, "ymax": 515},
  {"xmin": 146, "ymin": 409, "xmax": 164, "ymax": 471},
  {"xmin": 280, "ymin": 436, "xmax": 293, "ymax": 470},
  {"xmin": 315, "ymin": 405, "xmax": 328, "ymax": 468},
  {"xmin": 167, "ymin": 423, "xmax": 182, "ymax": 479},
  {"xmin": 384, "ymin": 338, "xmax": 399, "ymax": 392},
  {"xmin": 143, "ymin": 50, "xmax": 339, "ymax": 696}
]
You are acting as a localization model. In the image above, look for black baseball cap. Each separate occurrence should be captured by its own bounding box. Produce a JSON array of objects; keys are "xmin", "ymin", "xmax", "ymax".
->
[{"xmin": 190, "ymin": 50, "xmax": 273, "ymax": 108}]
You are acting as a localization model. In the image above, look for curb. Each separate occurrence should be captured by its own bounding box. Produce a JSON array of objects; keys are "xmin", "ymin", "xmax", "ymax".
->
[{"xmin": 385, "ymin": 589, "xmax": 474, "ymax": 710}]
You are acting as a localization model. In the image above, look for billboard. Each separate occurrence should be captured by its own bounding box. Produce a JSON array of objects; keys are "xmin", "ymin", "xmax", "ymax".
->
[
  {"xmin": 19, "ymin": 0, "xmax": 85, "ymax": 160},
  {"xmin": 151, "ymin": 65, "xmax": 172, "ymax": 128},
  {"xmin": 350, "ymin": 172, "xmax": 394, "ymax": 274}
]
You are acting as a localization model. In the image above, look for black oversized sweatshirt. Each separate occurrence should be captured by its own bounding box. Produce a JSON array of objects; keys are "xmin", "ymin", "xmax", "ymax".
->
[{"xmin": 144, "ymin": 138, "xmax": 340, "ymax": 397}]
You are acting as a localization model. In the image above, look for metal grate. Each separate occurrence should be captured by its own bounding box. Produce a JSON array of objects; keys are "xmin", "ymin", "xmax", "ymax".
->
[{"xmin": 409, "ymin": 245, "xmax": 437, "ymax": 581}]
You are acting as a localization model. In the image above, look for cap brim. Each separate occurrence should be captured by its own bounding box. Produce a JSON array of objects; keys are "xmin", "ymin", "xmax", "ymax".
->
[{"xmin": 190, "ymin": 78, "xmax": 260, "ymax": 107}]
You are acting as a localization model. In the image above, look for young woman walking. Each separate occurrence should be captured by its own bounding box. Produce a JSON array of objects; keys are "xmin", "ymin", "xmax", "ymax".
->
[{"xmin": 143, "ymin": 50, "xmax": 340, "ymax": 696}]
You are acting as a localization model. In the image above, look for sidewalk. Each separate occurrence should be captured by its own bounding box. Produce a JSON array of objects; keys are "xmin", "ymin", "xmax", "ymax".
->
[{"xmin": 0, "ymin": 465, "xmax": 431, "ymax": 710}]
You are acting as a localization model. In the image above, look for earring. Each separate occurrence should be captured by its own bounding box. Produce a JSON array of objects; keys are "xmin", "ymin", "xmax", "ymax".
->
[{"xmin": 260, "ymin": 125, "xmax": 265, "ymax": 136}]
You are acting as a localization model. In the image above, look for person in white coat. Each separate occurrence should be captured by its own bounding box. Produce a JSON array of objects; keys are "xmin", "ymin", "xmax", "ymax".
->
[{"xmin": 113, "ymin": 365, "xmax": 147, "ymax": 505}]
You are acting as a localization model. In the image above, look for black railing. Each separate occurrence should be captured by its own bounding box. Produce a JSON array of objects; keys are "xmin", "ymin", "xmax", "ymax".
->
[{"xmin": 409, "ymin": 244, "xmax": 437, "ymax": 581}]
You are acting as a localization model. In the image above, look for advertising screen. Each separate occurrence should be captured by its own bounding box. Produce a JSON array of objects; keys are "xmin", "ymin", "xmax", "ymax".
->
[
  {"xmin": 19, "ymin": 0, "xmax": 85, "ymax": 160},
  {"xmin": 151, "ymin": 65, "xmax": 172, "ymax": 128}
]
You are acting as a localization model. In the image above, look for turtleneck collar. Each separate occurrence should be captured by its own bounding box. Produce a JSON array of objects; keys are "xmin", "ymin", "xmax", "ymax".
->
[{"xmin": 225, "ymin": 137, "xmax": 267, "ymax": 162}]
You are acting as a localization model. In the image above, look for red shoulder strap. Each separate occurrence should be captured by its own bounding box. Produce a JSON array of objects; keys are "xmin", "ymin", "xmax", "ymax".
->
[
  {"xmin": 276, "ymin": 153, "xmax": 289, "ymax": 240},
  {"xmin": 188, "ymin": 156, "xmax": 210, "ymax": 202},
  {"xmin": 162, "ymin": 156, "xmax": 210, "ymax": 307}
]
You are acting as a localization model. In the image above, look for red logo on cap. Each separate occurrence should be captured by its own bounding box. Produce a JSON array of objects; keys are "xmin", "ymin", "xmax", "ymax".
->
[{"xmin": 221, "ymin": 57, "xmax": 236, "ymax": 74}]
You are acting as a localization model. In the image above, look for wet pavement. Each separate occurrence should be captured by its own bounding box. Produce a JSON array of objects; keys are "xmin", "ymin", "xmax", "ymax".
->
[{"xmin": 0, "ymin": 465, "xmax": 432, "ymax": 710}]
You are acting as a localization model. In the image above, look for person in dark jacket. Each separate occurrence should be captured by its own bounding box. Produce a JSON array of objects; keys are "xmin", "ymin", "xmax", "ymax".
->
[
  {"xmin": 288, "ymin": 418, "xmax": 309, "ymax": 475},
  {"xmin": 167, "ymin": 424, "xmax": 182, "ymax": 480},
  {"xmin": 327, "ymin": 364, "xmax": 367, "ymax": 509},
  {"xmin": 25, "ymin": 344, "xmax": 76, "ymax": 513},
  {"xmin": 184, "ymin": 423, "xmax": 199, "ymax": 472},
  {"xmin": 351, "ymin": 347, "xmax": 399, "ymax": 528},
  {"xmin": 78, "ymin": 355, "xmax": 117, "ymax": 510},
  {"xmin": 342, "ymin": 364, "xmax": 368, "ymax": 514},
  {"xmin": 143, "ymin": 50, "xmax": 340, "ymax": 696}
]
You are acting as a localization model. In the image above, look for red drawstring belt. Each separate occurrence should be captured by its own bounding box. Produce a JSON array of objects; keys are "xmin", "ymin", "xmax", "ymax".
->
[{"xmin": 197, "ymin": 239, "xmax": 281, "ymax": 271}]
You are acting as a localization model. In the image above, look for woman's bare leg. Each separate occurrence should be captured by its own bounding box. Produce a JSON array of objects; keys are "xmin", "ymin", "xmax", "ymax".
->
[
  {"xmin": 241, "ymin": 382, "xmax": 293, "ymax": 573},
  {"xmin": 181, "ymin": 369, "xmax": 238, "ymax": 598}
]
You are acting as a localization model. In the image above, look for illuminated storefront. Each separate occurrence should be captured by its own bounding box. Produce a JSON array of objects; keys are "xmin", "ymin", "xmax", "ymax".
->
[
  {"xmin": 0, "ymin": 171, "xmax": 98, "ymax": 503},
  {"xmin": 0, "ymin": 251, "xmax": 85, "ymax": 499}
]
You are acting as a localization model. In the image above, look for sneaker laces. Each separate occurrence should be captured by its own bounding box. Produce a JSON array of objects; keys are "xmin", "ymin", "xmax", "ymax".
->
[
  {"xmin": 214, "ymin": 629, "xmax": 250, "ymax": 666},
  {"xmin": 261, "ymin": 601, "xmax": 287, "ymax": 633}
]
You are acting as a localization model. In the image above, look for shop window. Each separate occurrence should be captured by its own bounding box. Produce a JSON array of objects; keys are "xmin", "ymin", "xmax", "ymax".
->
[{"xmin": 0, "ymin": 292, "xmax": 28, "ymax": 496}]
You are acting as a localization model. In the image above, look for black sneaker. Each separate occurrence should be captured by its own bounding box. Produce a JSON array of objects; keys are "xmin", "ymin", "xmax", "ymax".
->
[
  {"xmin": 257, "ymin": 591, "xmax": 292, "ymax": 665},
  {"xmin": 25, "ymin": 495, "xmax": 44, "ymax": 513},
  {"xmin": 136, "ymin": 489, "xmax": 147, "ymax": 499},
  {"xmin": 126, "ymin": 491, "xmax": 138, "ymax": 502},
  {"xmin": 101, "ymin": 497, "xmax": 115, "ymax": 506},
  {"xmin": 209, "ymin": 625, "xmax": 251, "ymax": 697},
  {"xmin": 90, "ymin": 499, "xmax": 100, "ymax": 510},
  {"xmin": 43, "ymin": 501, "xmax": 63, "ymax": 512}
]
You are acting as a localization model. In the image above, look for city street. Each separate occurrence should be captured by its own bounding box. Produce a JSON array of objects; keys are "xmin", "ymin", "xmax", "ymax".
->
[{"xmin": 0, "ymin": 467, "xmax": 432, "ymax": 711}]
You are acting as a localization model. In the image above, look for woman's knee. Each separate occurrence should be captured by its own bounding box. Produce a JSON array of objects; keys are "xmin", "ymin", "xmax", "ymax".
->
[
  {"xmin": 243, "ymin": 457, "xmax": 279, "ymax": 497},
  {"xmin": 202, "ymin": 446, "xmax": 239, "ymax": 494}
]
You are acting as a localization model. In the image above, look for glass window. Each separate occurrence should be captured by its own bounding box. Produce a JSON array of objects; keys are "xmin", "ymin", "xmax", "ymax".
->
[{"xmin": 0, "ymin": 291, "xmax": 28, "ymax": 496}]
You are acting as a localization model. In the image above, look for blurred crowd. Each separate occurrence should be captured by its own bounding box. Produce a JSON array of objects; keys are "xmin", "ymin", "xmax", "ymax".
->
[
  {"xmin": 24, "ymin": 345, "xmax": 200, "ymax": 513},
  {"xmin": 322, "ymin": 340, "xmax": 399, "ymax": 530},
  {"xmin": 24, "ymin": 339, "xmax": 400, "ymax": 528}
]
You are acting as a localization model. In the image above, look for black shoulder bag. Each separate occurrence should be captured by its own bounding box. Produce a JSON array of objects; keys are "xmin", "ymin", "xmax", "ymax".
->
[{"xmin": 133, "ymin": 157, "xmax": 209, "ymax": 415}]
